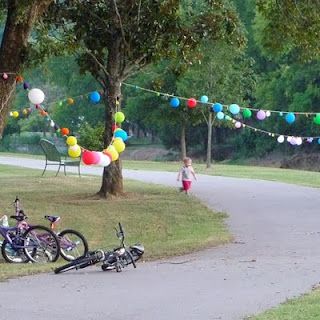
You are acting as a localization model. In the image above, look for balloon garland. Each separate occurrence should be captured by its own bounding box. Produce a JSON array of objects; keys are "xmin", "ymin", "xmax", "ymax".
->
[
  {"xmin": 2, "ymin": 71, "xmax": 319, "ymax": 147},
  {"xmin": 1, "ymin": 72, "xmax": 127, "ymax": 167},
  {"xmin": 121, "ymin": 82, "xmax": 320, "ymax": 146}
]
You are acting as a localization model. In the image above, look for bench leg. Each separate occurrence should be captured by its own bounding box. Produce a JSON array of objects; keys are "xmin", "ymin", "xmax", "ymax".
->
[
  {"xmin": 64, "ymin": 164, "xmax": 67, "ymax": 176},
  {"xmin": 78, "ymin": 165, "xmax": 81, "ymax": 177},
  {"xmin": 41, "ymin": 161, "xmax": 48, "ymax": 176},
  {"xmin": 56, "ymin": 164, "xmax": 62, "ymax": 177}
]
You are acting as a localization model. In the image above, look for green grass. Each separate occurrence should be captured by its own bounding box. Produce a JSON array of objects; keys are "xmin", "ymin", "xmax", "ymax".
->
[
  {"xmin": 122, "ymin": 160, "xmax": 320, "ymax": 188},
  {"xmin": 0, "ymin": 164, "xmax": 230, "ymax": 280},
  {"xmin": 250, "ymin": 289, "xmax": 320, "ymax": 320}
]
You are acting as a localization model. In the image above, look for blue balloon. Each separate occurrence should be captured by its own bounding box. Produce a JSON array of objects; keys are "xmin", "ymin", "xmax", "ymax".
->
[
  {"xmin": 225, "ymin": 115, "xmax": 232, "ymax": 121},
  {"xmin": 200, "ymin": 95, "xmax": 209, "ymax": 103},
  {"xmin": 114, "ymin": 129, "xmax": 128, "ymax": 141},
  {"xmin": 170, "ymin": 97, "xmax": 180, "ymax": 108},
  {"xmin": 285, "ymin": 112, "xmax": 295, "ymax": 124},
  {"xmin": 89, "ymin": 91, "xmax": 101, "ymax": 103},
  {"xmin": 213, "ymin": 103, "xmax": 223, "ymax": 113},
  {"xmin": 229, "ymin": 104, "xmax": 240, "ymax": 115},
  {"xmin": 217, "ymin": 112, "xmax": 224, "ymax": 120}
]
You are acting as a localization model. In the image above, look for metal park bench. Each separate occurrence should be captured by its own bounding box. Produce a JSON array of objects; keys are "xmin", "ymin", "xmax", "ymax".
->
[{"xmin": 39, "ymin": 139, "xmax": 81, "ymax": 177}]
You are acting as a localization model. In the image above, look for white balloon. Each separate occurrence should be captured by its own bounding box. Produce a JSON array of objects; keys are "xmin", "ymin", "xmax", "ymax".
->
[
  {"xmin": 50, "ymin": 120, "xmax": 55, "ymax": 127},
  {"xmin": 277, "ymin": 135, "xmax": 284, "ymax": 143},
  {"xmin": 28, "ymin": 88, "xmax": 45, "ymax": 105},
  {"xmin": 287, "ymin": 136, "xmax": 292, "ymax": 142},
  {"xmin": 97, "ymin": 153, "xmax": 111, "ymax": 167},
  {"xmin": 296, "ymin": 137, "xmax": 302, "ymax": 145},
  {"xmin": 266, "ymin": 110, "xmax": 271, "ymax": 117}
]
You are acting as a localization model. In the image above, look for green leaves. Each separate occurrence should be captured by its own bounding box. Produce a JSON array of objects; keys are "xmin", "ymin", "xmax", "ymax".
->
[{"xmin": 255, "ymin": 0, "xmax": 320, "ymax": 60}]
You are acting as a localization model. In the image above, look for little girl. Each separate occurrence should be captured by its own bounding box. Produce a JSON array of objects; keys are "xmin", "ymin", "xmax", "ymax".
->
[{"xmin": 177, "ymin": 157, "xmax": 197, "ymax": 194}]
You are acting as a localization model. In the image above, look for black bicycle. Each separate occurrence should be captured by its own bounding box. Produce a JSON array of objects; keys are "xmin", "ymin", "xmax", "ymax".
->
[{"xmin": 54, "ymin": 223, "xmax": 144, "ymax": 274}]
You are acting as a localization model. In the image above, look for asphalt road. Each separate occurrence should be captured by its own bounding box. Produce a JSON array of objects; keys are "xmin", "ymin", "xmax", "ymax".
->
[{"xmin": 0, "ymin": 156, "xmax": 319, "ymax": 320}]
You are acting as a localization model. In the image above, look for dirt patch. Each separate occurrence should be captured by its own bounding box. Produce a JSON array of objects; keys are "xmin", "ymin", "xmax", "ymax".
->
[
  {"xmin": 122, "ymin": 146, "xmax": 178, "ymax": 161},
  {"xmin": 280, "ymin": 153, "xmax": 320, "ymax": 171}
]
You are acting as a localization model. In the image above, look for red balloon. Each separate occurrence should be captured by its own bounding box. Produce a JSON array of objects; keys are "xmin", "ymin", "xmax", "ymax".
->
[
  {"xmin": 82, "ymin": 150, "xmax": 100, "ymax": 165},
  {"xmin": 112, "ymin": 124, "xmax": 118, "ymax": 132},
  {"xmin": 187, "ymin": 98, "xmax": 197, "ymax": 109}
]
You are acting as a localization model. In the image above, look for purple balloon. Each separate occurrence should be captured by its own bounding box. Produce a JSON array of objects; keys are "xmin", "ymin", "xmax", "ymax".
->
[
  {"xmin": 256, "ymin": 110, "xmax": 266, "ymax": 120},
  {"xmin": 235, "ymin": 121, "xmax": 242, "ymax": 129}
]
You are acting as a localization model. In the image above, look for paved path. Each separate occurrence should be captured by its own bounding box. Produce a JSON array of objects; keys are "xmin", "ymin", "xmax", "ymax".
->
[{"xmin": 0, "ymin": 155, "xmax": 319, "ymax": 320}]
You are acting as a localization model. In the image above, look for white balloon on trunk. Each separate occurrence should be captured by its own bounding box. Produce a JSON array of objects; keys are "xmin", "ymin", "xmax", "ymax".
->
[
  {"xmin": 97, "ymin": 152, "xmax": 111, "ymax": 167},
  {"xmin": 28, "ymin": 88, "xmax": 45, "ymax": 105}
]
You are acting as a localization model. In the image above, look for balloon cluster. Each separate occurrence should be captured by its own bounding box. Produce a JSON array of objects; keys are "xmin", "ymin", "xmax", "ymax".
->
[
  {"xmin": 24, "ymin": 86, "xmax": 125, "ymax": 165},
  {"xmin": 81, "ymin": 111, "xmax": 127, "ymax": 167}
]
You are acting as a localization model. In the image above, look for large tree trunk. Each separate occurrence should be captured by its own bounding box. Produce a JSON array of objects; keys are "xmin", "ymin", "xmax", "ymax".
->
[
  {"xmin": 98, "ymin": 38, "xmax": 123, "ymax": 198},
  {"xmin": 180, "ymin": 123, "xmax": 187, "ymax": 159},
  {"xmin": 206, "ymin": 112, "xmax": 213, "ymax": 168},
  {"xmin": 97, "ymin": 79, "xmax": 123, "ymax": 198},
  {"xmin": 0, "ymin": 0, "xmax": 53, "ymax": 137}
]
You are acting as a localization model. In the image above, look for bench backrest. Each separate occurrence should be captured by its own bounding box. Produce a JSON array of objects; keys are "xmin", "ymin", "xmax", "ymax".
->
[{"xmin": 39, "ymin": 139, "xmax": 61, "ymax": 162}]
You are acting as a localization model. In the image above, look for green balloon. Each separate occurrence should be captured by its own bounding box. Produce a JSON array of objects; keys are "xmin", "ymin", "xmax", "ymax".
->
[
  {"xmin": 243, "ymin": 108, "xmax": 252, "ymax": 118},
  {"xmin": 314, "ymin": 114, "xmax": 320, "ymax": 125}
]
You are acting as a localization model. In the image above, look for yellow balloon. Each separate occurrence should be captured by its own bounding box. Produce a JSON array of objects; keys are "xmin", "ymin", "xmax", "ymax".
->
[
  {"xmin": 112, "ymin": 138, "xmax": 126, "ymax": 153},
  {"xmin": 106, "ymin": 145, "xmax": 119, "ymax": 161},
  {"xmin": 68, "ymin": 145, "xmax": 81, "ymax": 158},
  {"xmin": 66, "ymin": 136, "xmax": 77, "ymax": 146},
  {"xmin": 12, "ymin": 111, "xmax": 19, "ymax": 118},
  {"xmin": 67, "ymin": 98, "xmax": 74, "ymax": 105}
]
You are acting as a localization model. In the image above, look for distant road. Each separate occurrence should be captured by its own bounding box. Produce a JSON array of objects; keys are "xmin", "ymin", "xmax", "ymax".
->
[{"xmin": 0, "ymin": 155, "xmax": 319, "ymax": 320}]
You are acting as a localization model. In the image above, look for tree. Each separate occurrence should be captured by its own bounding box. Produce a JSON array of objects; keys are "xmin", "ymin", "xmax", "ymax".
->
[
  {"xmin": 0, "ymin": 0, "xmax": 53, "ymax": 137},
  {"xmin": 48, "ymin": 0, "xmax": 245, "ymax": 198},
  {"xmin": 255, "ymin": 0, "xmax": 320, "ymax": 60}
]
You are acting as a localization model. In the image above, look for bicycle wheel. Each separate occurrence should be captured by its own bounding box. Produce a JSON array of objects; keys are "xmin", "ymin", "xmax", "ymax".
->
[
  {"xmin": 54, "ymin": 250, "xmax": 104, "ymax": 274},
  {"xmin": 58, "ymin": 229, "xmax": 89, "ymax": 261},
  {"xmin": 1, "ymin": 239, "xmax": 29, "ymax": 263},
  {"xmin": 23, "ymin": 225, "xmax": 60, "ymax": 263}
]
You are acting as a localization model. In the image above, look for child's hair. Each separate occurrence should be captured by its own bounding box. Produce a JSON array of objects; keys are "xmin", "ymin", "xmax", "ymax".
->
[{"xmin": 183, "ymin": 157, "xmax": 192, "ymax": 166}]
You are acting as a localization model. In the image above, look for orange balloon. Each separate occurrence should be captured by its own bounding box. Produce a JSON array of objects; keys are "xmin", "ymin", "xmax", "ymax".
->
[
  {"xmin": 102, "ymin": 149, "xmax": 113, "ymax": 161},
  {"xmin": 60, "ymin": 128, "xmax": 70, "ymax": 136},
  {"xmin": 15, "ymin": 75, "xmax": 24, "ymax": 83}
]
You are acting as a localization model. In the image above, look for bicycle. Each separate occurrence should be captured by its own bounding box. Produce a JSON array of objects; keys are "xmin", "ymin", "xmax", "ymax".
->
[
  {"xmin": 44, "ymin": 215, "xmax": 88, "ymax": 261},
  {"xmin": 54, "ymin": 223, "xmax": 144, "ymax": 274},
  {"xmin": 0, "ymin": 214, "xmax": 60, "ymax": 263},
  {"xmin": 14, "ymin": 197, "xmax": 88, "ymax": 261}
]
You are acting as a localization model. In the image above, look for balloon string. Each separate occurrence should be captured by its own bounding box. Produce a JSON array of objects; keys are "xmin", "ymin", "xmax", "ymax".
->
[{"xmin": 122, "ymin": 82, "xmax": 319, "ymax": 116}]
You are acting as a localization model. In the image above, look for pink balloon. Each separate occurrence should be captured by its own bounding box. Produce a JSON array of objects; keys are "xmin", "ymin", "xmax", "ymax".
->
[
  {"xmin": 82, "ymin": 150, "xmax": 100, "ymax": 165},
  {"xmin": 235, "ymin": 121, "xmax": 242, "ymax": 129},
  {"xmin": 256, "ymin": 110, "xmax": 266, "ymax": 120}
]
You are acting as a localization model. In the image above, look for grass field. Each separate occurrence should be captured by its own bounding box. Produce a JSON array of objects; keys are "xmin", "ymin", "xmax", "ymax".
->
[
  {"xmin": 0, "ymin": 164, "xmax": 230, "ymax": 280},
  {"xmin": 250, "ymin": 288, "xmax": 320, "ymax": 320}
]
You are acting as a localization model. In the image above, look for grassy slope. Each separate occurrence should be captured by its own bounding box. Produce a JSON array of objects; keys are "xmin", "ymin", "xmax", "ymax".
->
[
  {"xmin": 251, "ymin": 289, "xmax": 320, "ymax": 320},
  {"xmin": 0, "ymin": 165, "xmax": 229, "ymax": 280}
]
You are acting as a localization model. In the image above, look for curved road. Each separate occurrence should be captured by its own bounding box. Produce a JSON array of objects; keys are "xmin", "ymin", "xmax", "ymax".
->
[{"xmin": 0, "ymin": 156, "xmax": 319, "ymax": 320}]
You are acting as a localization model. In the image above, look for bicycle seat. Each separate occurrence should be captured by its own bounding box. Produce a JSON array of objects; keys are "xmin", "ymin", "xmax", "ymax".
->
[
  {"xmin": 44, "ymin": 215, "xmax": 60, "ymax": 223},
  {"xmin": 10, "ymin": 215, "xmax": 27, "ymax": 222}
]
